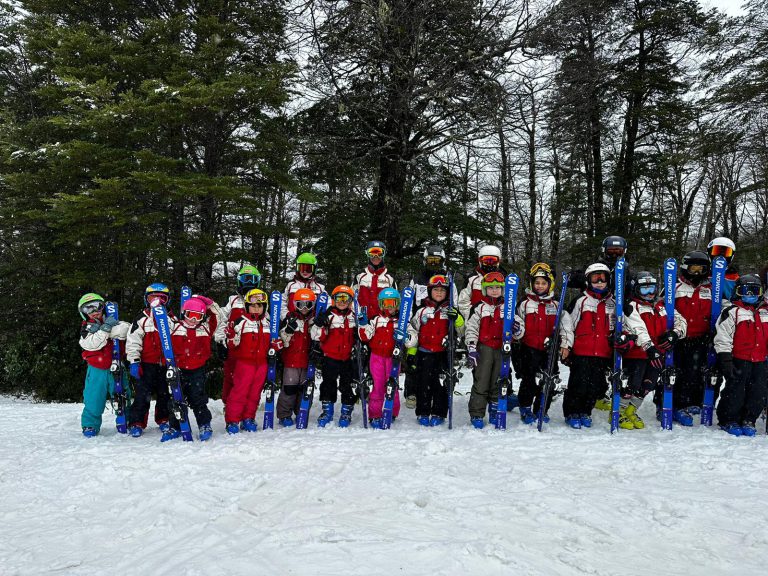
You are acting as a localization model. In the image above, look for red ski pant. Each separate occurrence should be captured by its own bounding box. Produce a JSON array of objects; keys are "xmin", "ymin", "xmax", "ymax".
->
[
  {"xmin": 221, "ymin": 355, "xmax": 237, "ymax": 404},
  {"xmin": 367, "ymin": 352, "xmax": 398, "ymax": 419},
  {"xmin": 226, "ymin": 361, "xmax": 267, "ymax": 423}
]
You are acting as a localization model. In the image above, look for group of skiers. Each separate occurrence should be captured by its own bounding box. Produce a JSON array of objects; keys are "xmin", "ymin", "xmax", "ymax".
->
[{"xmin": 76, "ymin": 234, "xmax": 767, "ymax": 441}]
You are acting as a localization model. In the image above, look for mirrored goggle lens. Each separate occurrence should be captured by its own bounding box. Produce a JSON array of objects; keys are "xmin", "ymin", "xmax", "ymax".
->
[
  {"xmin": 426, "ymin": 256, "xmax": 443, "ymax": 266},
  {"xmin": 147, "ymin": 293, "xmax": 169, "ymax": 305},
  {"xmin": 589, "ymin": 274, "xmax": 608, "ymax": 284},
  {"xmin": 430, "ymin": 276, "xmax": 449, "ymax": 287},
  {"xmin": 484, "ymin": 272, "xmax": 505, "ymax": 284},
  {"xmin": 238, "ymin": 273, "xmax": 260, "ymax": 286},
  {"xmin": 709, "ymin": 246, "xmax": 733, "ymax": 258},
  {"xmin": 295, "ymin": 300, "xmax": 314, "ymax": 310},
  {"xmin": 298, "ymin": 263, "xmax": 315, "ymax": 274},
  {"xmin": 380, "ymin": 298, "xmax": 399, "ymax": 309},
  {"xmin": 334, "ymin": 293, "xmax": 351, "ymax": 303},
  {"xmin": 687, "ymin": 264, "xmax": 707, "ymax": 275},
  {"xmin": 184, "ymin": 310, "xmax": 205, "ymax": 322},
  {"xmin": 367, "ymin": 247, "xmax": 385, "ymax": 258},
  {"xmin": 247, "ymin": 295, "xmax": 267, "ymax": 305},
  {"xmin": 639, "ymin": 285, "xmax": 657, "ymax": 295},
  {"xmin": 738, "ymin": 284, "xmax": 762, "ymax": 297},
  {"xmin": 480, "ymin": 256, "xmax": 500, "ymax": 267},
  {"xmin": 81, "ymin": 301, "xmax": 104, "ymax": 315}
]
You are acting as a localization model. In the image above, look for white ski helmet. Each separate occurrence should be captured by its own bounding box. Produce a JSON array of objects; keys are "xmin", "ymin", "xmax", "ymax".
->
[
  {"xmin": 585, "ymin": 262, "xmax": 611, "ymax": 280},
  {"xmin": 478, "ymin": 245, "xmax": 502, "ymax": 259},
  {"xmin": 706, "ymin": 237, "xmax": 736, "ymax": 264}
]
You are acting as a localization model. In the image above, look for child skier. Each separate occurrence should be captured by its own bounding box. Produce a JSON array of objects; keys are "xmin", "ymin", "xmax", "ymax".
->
[
  {"xmin": 620, "ymin": 271, "xmax": 687, "ymax": 429},
  {"xmin": 457, "ymin": 245, "xmax": 504, "ymax": 320},
  {"xmin": 559, "ymin": 263, "xmax": 616, "ymax": 429},
  {"xmin": 311, "ymin": 285, "xmax": 357, "ymax": 427},
  {"xmin": 359, "ymin": 287, "xmax": 401, "ymax": 428},
  {"xmin": 283, "ymin": 252, "xmax": 325, "ymax": 318},
  {"xmin": 354, "ymin": 240, "xmax": 397, "ymax": 318},
  {"xmin": 126, "ymin": 283, "xmax": 179, "ymax": 439},
  {"xmin": 276, "ymin": 288, "xmax": 316, "ymax": 426},
  {"xmin": 464, "ymin": 272, "xmax": 524, "ymax": 428},
  {"xmin": 225, "ymin": 288, "xmax": 277, "ymax": 434},
  {"xmin": 516, "ymin": 263, "xmax": 559, "ymax": 425},
  {"xmin": 77, "ymin": 293, "xmax": 130, "ymax": 437},
  {"xmin": 406, "ymin": 274, "xmax": 465, "ymax": 426},
  {"xmin": 714, "ymin": 275, "xmax": 768, "ymax": 437},
  {"xmin": 168, "ymin": 295, "xmax": 223, "ymax": 441}
]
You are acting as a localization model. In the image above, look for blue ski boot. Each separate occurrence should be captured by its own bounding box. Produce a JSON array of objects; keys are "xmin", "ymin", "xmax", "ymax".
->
[
  {"xmin": 317, "ymin": 402, "xmax": 335, "ymax": 427},
  {"xmin": 82, "ymin": 427, "xmax": 97, "ymax": 438},
  {"xmin": 337, "ymin": 404, "xmax": 353, "ymax": 428},
  {"xmin": 506, "ymin": 393, "xmax": 519, "ymax": 411},
  {"xmin": 226, "ymin": 422, "xmax": 240, "ymax": 435},
  {"xmin": 160, "ymin": 427, "xmax": 181, "ymax": 442},
  {"xmin": 579, "ymin": 413, "xmax": 593, "ymax": 428},
  {"xmin": 720, "ymin": 422, "xmax": 742, "ymax": 436},
  {"xmin": 740, "ymin": 422, "xmax": 756, "ymax": 437},
  {"xmin": 488, "ymin": 402, "xmax": 498, "ymax": 426},
  {"xmin": 418, "ymin": 415, "xmax": 430, "ymax": 427},
  {"xmin": 240, "ymin": 418, "xmax": 258, "ymax": 432},
  {"xmin": 159, "ymin": 421, "xmax": 171, "ymax": 434},
  {"xmin": 369, "ymin": 417, "xmax": 383, "ymax": 429},
  {"xmin": 279, "ymin": 417, "xmax": 294, "ymax": 427},
  {"xmin": 471, "ymin": 417, "xmax": 484, "ymax": 429},
  {"xmin": 199, "ymin": 424, "xmax": 213, "ymax": 441},
  {"xmin": 519, "ymin": 407, "xmax": 535, "ymax": 425},
  {"xmin": 687, "ymin": 405, "xmax": 702, "ymax": 415},
  {"xmin": 429, "ymin": 416, "xmax": 445, "ymax": 427},
  {"xmin": 566, "ymin": 415, "xmax": 582, "ymax": 429},
  {"xmin": 673, "ymin": 408, "xmax": 693, "ymax": 426},
  {"xmin": 129, "ymin": 425, "xmax": 143, "ymax": 438}
]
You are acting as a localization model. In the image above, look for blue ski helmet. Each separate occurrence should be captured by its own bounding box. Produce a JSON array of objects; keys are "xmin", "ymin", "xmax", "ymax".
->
[{"xmin": 144, "ymin": 283, "xmax": 171, "ymax": 306}]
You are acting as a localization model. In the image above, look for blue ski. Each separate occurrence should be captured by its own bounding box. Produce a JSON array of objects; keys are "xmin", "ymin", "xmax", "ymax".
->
[
  {"xmin": 353, "ymin": 290, "xmax": 369, "ymax": 429},
  {"xmin": 262, "ymin": 290, "xmax": 282, "ymax": 430},
  {"xmin": 661, "ymin": 258, "xmax": 677, "ymax": 430},
  {"xmin": 447, "ymin": 272, "xmax": 458, "ymax": 430},
  {"xmin": 106, "ymin": 301, "xmax": 128, "ymax": 434},
  {"xmin": 702, "ymin": 256, "xmax": 726, "ymax": 426},
  {"xmin": 537, "ymin": 271, "xmax": 570, "ymax": 432},
  {"xmin": 296, "ymin": 292, "xmax": 330, "ymax": 429},
  {"xmin": 383, "ymin": 285, "xmax": 415, "ymax": 429},
  {"xmin": 610, "ymin": 258, "xmax": 626, "ymax": 434},
  {"xmin": 495, "ymin": 273, "xmax": 520, "ymax": 430},
  {"xmin": 180, "ymin": 285, "xmax": 192, "ymax": 312},
  {"xmin": 150, "ymin": 303, "xmax": 193, "ymax": 442}
]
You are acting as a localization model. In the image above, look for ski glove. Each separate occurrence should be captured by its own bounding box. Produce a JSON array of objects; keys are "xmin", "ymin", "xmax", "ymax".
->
[
  {"xmin": 646, "ymin": 345, "xmax": 664, "ymax": 370},
  {"xmin": 512, "ymin": 320, "xmax": 523, "ymax": 339},
  {"xmin": 315, "ymin": 309, "xmax": 332, "ymax": 328},
  {"xmin": 86, "ymin": 322, "xmax": 101, "ymax": 334},
  {"xmin": 614, "ymin": 333, "xmax": 637, "ymax": 353},
  {"xmin": 129, "ymin": 362, "xmax": 142, "ymax": 379},
  {"xmin": 405, "ymin": 348, "xmax": 418, "ymax": 374},
  {"xmin": 393, "ymin": 328, "xmax": 407, "ymax": 343},
  {"xmin": 357, "ymin": 309, "xmax": 369, "ymax": 327},
  {"xmin": 656, "ymin": 330, "xmax": 679, "ymax": 352},
  {"xmin": 285, "ymin": 316, "xmax": 299, "ymax": 335},
  {"xmin": 445, "ymin": 307, "xmax": 464, "ymax": 328},
  {"xmin": 310, "ymin": 342, "xmax": 324, "ymax": 366},
  {"xmin": 216, "ymin": 342, "xmax": 228, "ymax": 361},
  {"xmin": 100, "ymin": 317, "xmax": 120, "ymax": 332},
  {"xmin": 467, "ymin": 348, "xmax": 480, "ymax": 369}
]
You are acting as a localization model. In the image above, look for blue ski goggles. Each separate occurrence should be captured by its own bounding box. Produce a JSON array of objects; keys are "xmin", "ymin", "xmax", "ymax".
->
[
  {"xmin": 639, "ymin": 285, "xmax": 657, "ymax": 296},
  {"xmin": 238, "ymin": 273, "xmax": 261, "ymax": 287}
]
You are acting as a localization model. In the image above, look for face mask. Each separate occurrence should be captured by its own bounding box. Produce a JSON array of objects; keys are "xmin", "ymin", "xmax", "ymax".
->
[{"xmin": 742, "ymin": 295, "xmax": 759, "ymax": 305}]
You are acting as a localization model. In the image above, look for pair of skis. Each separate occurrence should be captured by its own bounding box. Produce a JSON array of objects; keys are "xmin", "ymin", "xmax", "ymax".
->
[
  {"xmin": 353, "ymin": 291, "xmax": 369, "ymax": 429},
  {"xmin": 494, "ymin": 273, "xmax": 519, "ymax": 430},
  {"xmin": 262, "ymin": 291, "xmax": 283, "ymax": 430},
  {"xmin": 537, "ymin": 272, "xmax": 570, "ymax": 431},
  {"xmin": 105, "ymin": 302, "xmax": 128, "ymax": 434},
  {"xmin": 296, "ymin": 293, "xmax": 330, "ymax": 429}
]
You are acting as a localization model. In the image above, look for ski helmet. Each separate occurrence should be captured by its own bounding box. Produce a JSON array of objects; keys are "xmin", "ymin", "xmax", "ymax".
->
[
  {"xmin": 681, "ymin": 251, "xmax": 710, "ymax": 284},
  {"xmin": 144, "ymin": 283, "xmax": 170, "ymax": 307},
  {"xmin": 332, "ymin": 285, "xmax": 354, "ymax": 304},
  {"xmin": 78, "ymin": 293, "xmax": 105, "ymax": 319},
  {"xmin": 237, "ymin": 264, "xmax": 262, "ymax": 295},
  {"xmin": 528, "ymin": 262, "xmax": 555, "ymax": 296},
  {"xmin": 423, "ymin": 245, "xmax": 446, "ymax": 271},
  {"xmin": 296, "ymin": 252, "xmax": 317, "ymax": 277},
  {"xmin": 365, "ymin": 240, "xmax": 386, "ymax": 260},
  {"xmin": 585, "ymin": 263, "xmax": 611, "ymax": 294},
  {"xmin": 293, "ymin": 287, "xmax": 316, "ymax": 313},
  {"xmin": 244, "ymin": 288, "xmax": 268, "ymax": 306},
  {"xmin": 735, "ymin": 274, "xmax": 763, "ymax": 305},
  {"xmin": 481, "ymin": 271, "xmax": 505, "ymax": 296},
  {"xmin": 427, "ymin": 274, "xmax": 449, "ymax": 300},
  {"xmin": 630, "ymin": 271, "xmax": 658, "ymax": 302},
  {"xmin": 706, "ymin": 237, "xmax": 736, "ymax": 265},
  {"xmin": 478, "ymin": 245, "xmax": 502, "ymax": 272},
  {"xmin": 378, "ymin": 287, "xmax": 400, "ymax": 312},
  {"xmin": 601, "ymin": 236, "xmax": 627, "ymax": 265},
  {"xmin": 181, "ymin": 297, "xmax": 207, "ymax": 328}
]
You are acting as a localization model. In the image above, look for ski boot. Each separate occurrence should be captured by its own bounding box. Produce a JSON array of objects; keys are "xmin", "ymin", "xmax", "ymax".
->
[
  {"xmin": 159, "ymin": 421, "xmax": 171, "ymax": 434},
  {"xmin": 619, "ymin": 407, "xmax": 634, "ymax": 430},
  {"xmin": 418, "ymin": 415, "xmax": 430, "ymax": 427},
  {"xmin": 429, "ymin": 416, "xmax": 445, "ymax": 427},
  {"xmin": 720, "ymin": 422, "xmax": 742, "ymax": 437},
  {"xmin": 199, "ymin": 424, "xmax": 213, "ymax": 441},
  {"xmin": 566, "ymin": 415, "xmax": 582, "ymax": 429},
  {"xmin": 129, "ymin": 425, "xmax": 143, "ymax": 438},
  {"xmin": 369, "ymin": 417, "xmax": 383, "ymax": 429},
  {"xmin": 687, "ymin": 405, "xmax": 702, "ymax": 415},
  {"xmin": 623, "ymin": 404, "xmax": 644, "ymax": 429},
  {"xmin": 160, "ymin": 427, "xmax": 181, "ymax": 442},
  {"xmin": 506, "ymin": 393, "xmax": 519, "ymax": 411},
  {"xmin": 82, "ymin": 427, "xmax": 97, "ymax": 438},
  {"xmin": 405, "ymin": 395, "xmax": 417, "ymax": 410},
  {"xmin": 519, "ymin": 407, "xmax": 536, "ymax": 425},
  {"xmin": 241, "ymin": 418, "xmax": 258, "ymax": 432},
  {"xmin": 471, "ymin": 417, "xmax": 484, "ymax": 429},
  {"xmin": 337, "ymin": 404, "xmax": 353, "ymax": 428},
  {"xmin": 317, "ymin": 402, "xmax": 335, "ymax": 427},
  {"xmin": 487, "ymin": 401, "xmax": 498, "ymax": 426},
  {"xmin": 673, "ymin": 408, "xmax": 693, "ymax": 426},
  {"xmin": 741, "ymin": 422, "xmax": 756, "ymax": 437},
  {"xmin": 278, "ymin": 416, "xmax": 294, "ymax": 427},
  {"xmin": 594, "ymin": 397, "xmax": 612, "ymax": 411},
  {"xmin": 226, "ymin": 422, "xmax": 240, "ymax": 435},
  {"xmin": 580, "ymin": 413, "xmax": 592, "ymax": 428}
]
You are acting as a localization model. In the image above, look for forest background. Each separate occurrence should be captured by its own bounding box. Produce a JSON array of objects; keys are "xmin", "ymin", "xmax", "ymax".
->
[{"xmin": 0, "ymin": 0, "xmax": 764, "ymax": 400}]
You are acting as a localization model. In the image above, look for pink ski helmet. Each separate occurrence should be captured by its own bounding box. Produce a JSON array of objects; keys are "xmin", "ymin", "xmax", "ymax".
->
[{"xmin": 181, "ymin": 297, "xmax": 207, "ymax": 328}]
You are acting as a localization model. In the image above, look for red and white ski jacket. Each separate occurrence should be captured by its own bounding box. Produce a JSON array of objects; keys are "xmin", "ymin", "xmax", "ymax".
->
[
  {"xmin": 279, "ymin": 312, "xmax": 313, "ymax": 369},
  {"xmin": 406, "ymin": 299, "xmax": 464, "ymax": 353},
  {"xmin": 464, "ymin": 296, "xmax": 524, "ymax": 351},
  {"xmin": 126, "ymin": 309, "xmax": 179, "ymax": 365},
  {"xmin": 355, "ymin": 265, "xmax": 396, "ymax": 317},
  {"xmin": 517, "ymin": 291, "xmax": 558, "ymax": 351},
  {"xmin": 311, "ymin": 308, "xmax": 356, "ymax": 361},
  {"xmin": 170, "ymin": 315, "xmax": 218, "ymax": 370},
  {"xmin": 359, "ymin": 314, "xmax": 397, "ymax": 357},
  {"xmin": 215, "ymin": 293, "xmax": 245, "ymax": 344},
  {"xmin": 79, "ymin": 321, "xmax": 130, "ymax": 370},
  {"xmin": 560, "ymin": 290, "xmax": 616, "ymax": 359},
  {"xmin": 229, "ymin": 312, "xmax": 272, "ymax": 364},
  {"xmin": 714, "ymin": 302, "xmax": 768, "ymax": 362},
  {"xmin": 674, "ymin": 278, "xmax": 713, "ymax": 338},
  {"xmin": 622, "ymin": 298, "xmax": 687, "ymax": 360},
  {"xmin": 457, "ymin": 270, "xmax": 484, "ymax": 320},
  {"xmin": 282, "ymin": 276, "xmax": 326, "ymax": 318}
]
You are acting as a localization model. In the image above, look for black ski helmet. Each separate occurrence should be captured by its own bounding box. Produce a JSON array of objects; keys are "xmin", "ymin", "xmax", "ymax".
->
[
  {"xmin": 601, "ymin": 235, "xmax": 627, "ymax": 265},
  {"xmin": 630, "ymin": 271, "xmax": 657, "ymax": 301},
  {"xmin": 423, "ymin": 245, "xmax": 446, "ymax": 270},
  {"xmin": 734, "ymin": 274, "xmax": 763, "ymax": 302},
  {"xmin": 680, "ymin": 251, "xmax": 710, "ymax": 284}
]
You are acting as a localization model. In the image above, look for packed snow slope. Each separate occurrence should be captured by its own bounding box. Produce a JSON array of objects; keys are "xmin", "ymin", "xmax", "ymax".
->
[{"xmin": 2, "ymin": 375, "xmax": 767, "ymax": 576}]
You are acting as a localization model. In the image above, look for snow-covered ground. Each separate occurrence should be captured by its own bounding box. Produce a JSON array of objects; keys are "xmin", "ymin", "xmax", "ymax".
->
[{"xmin": 2, "ymin": 372, "xmax": 767, "ymax": 576}]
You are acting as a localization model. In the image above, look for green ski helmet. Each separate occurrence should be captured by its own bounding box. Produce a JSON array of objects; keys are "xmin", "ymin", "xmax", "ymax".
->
[
  {"xmin": 78, "ymin": 293, "xmax": 105, "ymax": 319},
  {"xmin": 296, "ymin": 252, "xmax": 318, "ymax": 277},
  {"xmin": 237, "ymin": 264, "xmax": 262, "ymax": 295}
]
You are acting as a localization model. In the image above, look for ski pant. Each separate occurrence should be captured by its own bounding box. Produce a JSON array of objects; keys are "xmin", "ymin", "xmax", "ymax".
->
[
  {"xmin": 562, "ymin": 355, "xmax": 610, "ymax": 417},
  {"xmin": 226, "ymin": 360, "xmax": 267, "ymax": 423},
  {"xmin": 180, "ymin": 367, "xmax": 212, "ymax": 428},
  {"xmin": 716, "ymin": 359, "xmax": 768, "ymax": 426},
  {"xmin": 620, "ymin": 358, "xmax": 660, "ymax": 410},
  {"xmin": 415, "ymin": 350, "xmax": 448, "ymax": 418},
  {"xmin": 221, "ymin": 355, "xmax": 237, "ymax": 404},
  {"xmin": 517, "ymin": 345, "xmax": 556, "ymax": 415},
  {"xmin": 81, "ymin": 365, "xmax": 117, "ymax": 432},
  {"xmin": 319, "ymin": 357, "xmax": 356, "ymax": 405},
  {"xmin": 277, "ymin": 366, "xmax": 307, "ymax": 419},
  {"xmin": 468, "ymin": 344, "xmax": 502, "ymax": 419},
  {"xmin": 674, "ymin": 336, "xmax": 708, "ymax": 409},
  {"xmin": 367, "ymin": 352, "xmax": 396, "ymax": 420},
  {"xmin": 128, "ymin": 363, "xmax": 172, "ymax": 429}
]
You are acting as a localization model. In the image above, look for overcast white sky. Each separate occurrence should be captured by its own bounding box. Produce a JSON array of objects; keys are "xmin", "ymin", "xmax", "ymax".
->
[{"xmin": 706, "ymin": 0, "xmax": 747, "ymax": 15}]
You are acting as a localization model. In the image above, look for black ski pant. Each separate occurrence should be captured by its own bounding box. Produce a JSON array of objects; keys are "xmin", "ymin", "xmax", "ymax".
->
[
  {"xmin": 562, "ymin": 355, "xmax": 610, "ymax": 417},
  {"xmin": 128, "ymin": 363, "xmax": 172, "ymax": 429},
  {"xmin": 319, "ymin": 357, "xmax": 356, "ymax": 405},
  {"xmin": 716, "ymin": 359, "xmax": 768, "ymax": 426},
  {"xmin": 621, "ymin": 358, "xmax": 660, "ymax": 409},
  {"xmin": 415, "ymin": 350, "xmax": 448, "ymax": 418},
  {"xmin": 180, "ymin": 367, "xmax": 212, "ymax": 427},
  {"xmin": 674, "ymin": 335, "xmax": 708, "ymax": 409},
  {"xmin": 517, "ymin": 345, "xmax": 557, "ymax": 415}
]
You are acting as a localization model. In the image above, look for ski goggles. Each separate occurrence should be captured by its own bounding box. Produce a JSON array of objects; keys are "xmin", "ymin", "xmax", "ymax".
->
[
  {"xmin": 295, "ymin": 300, "xmax": 314, "ymax": 311},
  {"xmin": 588, "ymin": 274, "xmax": 609, "ymax": 284},
  {"xmin": 604, "ymin": 247, "xmax": 626, "ymax": 258},
  {"xmin": 429, "ymin": 275, "xmax": 449, "ymax": 287},
  {"xmin": 183, "ymin": 310, "xmax": 205, "ymax": 323},
  {"xmin": 639, "ymin": 285, "xmax": 657, "ymax": 296},
  {"xmin": 80, "ymin": 301, "xmax": 105, "ymax": 316},
  {"xmin": 147, "ymin": 293, "xmax": 169, "ymax": 306},
  {"xmin": 247, "ymin": 293, "xmax": 268, "ymax": 305},
  {"xmin": 685, "ymin": 264, "xmax": 708, "ymax": 275},
  {"xmin": 425, "ymin": 255, "xmax": 444, "ymax": 267},
  {"xmin": 366, "ymin": 246, "xmax": 385, "ymax": 259},
  {"xmin": 297, "ymin": 263, "xmax": 315, "ymax": 276},
  {"xmin": 380, "ymin": 298, "xmax": 400, "ymax": 310},
  {"xmin": 737, "ymin": 284, "xmax": 763, "ymax": 297},
  {"xmin": 333, "ymin": 293, "xmax": 351, "ymax": 303},
  {"xmin": 709, "ymin": 245, "xmax": 734, "ymax": 258},
  {"xmin": 479, "ymin": 255, "xmax": 500, "ymax": 267},
  {"xmin": 237, "ymin": 273, "xmax": 261, "ymax": 287},
  {"xmin": 530, "ymin": 262, "xmax": 552, "ymax": 276}
]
